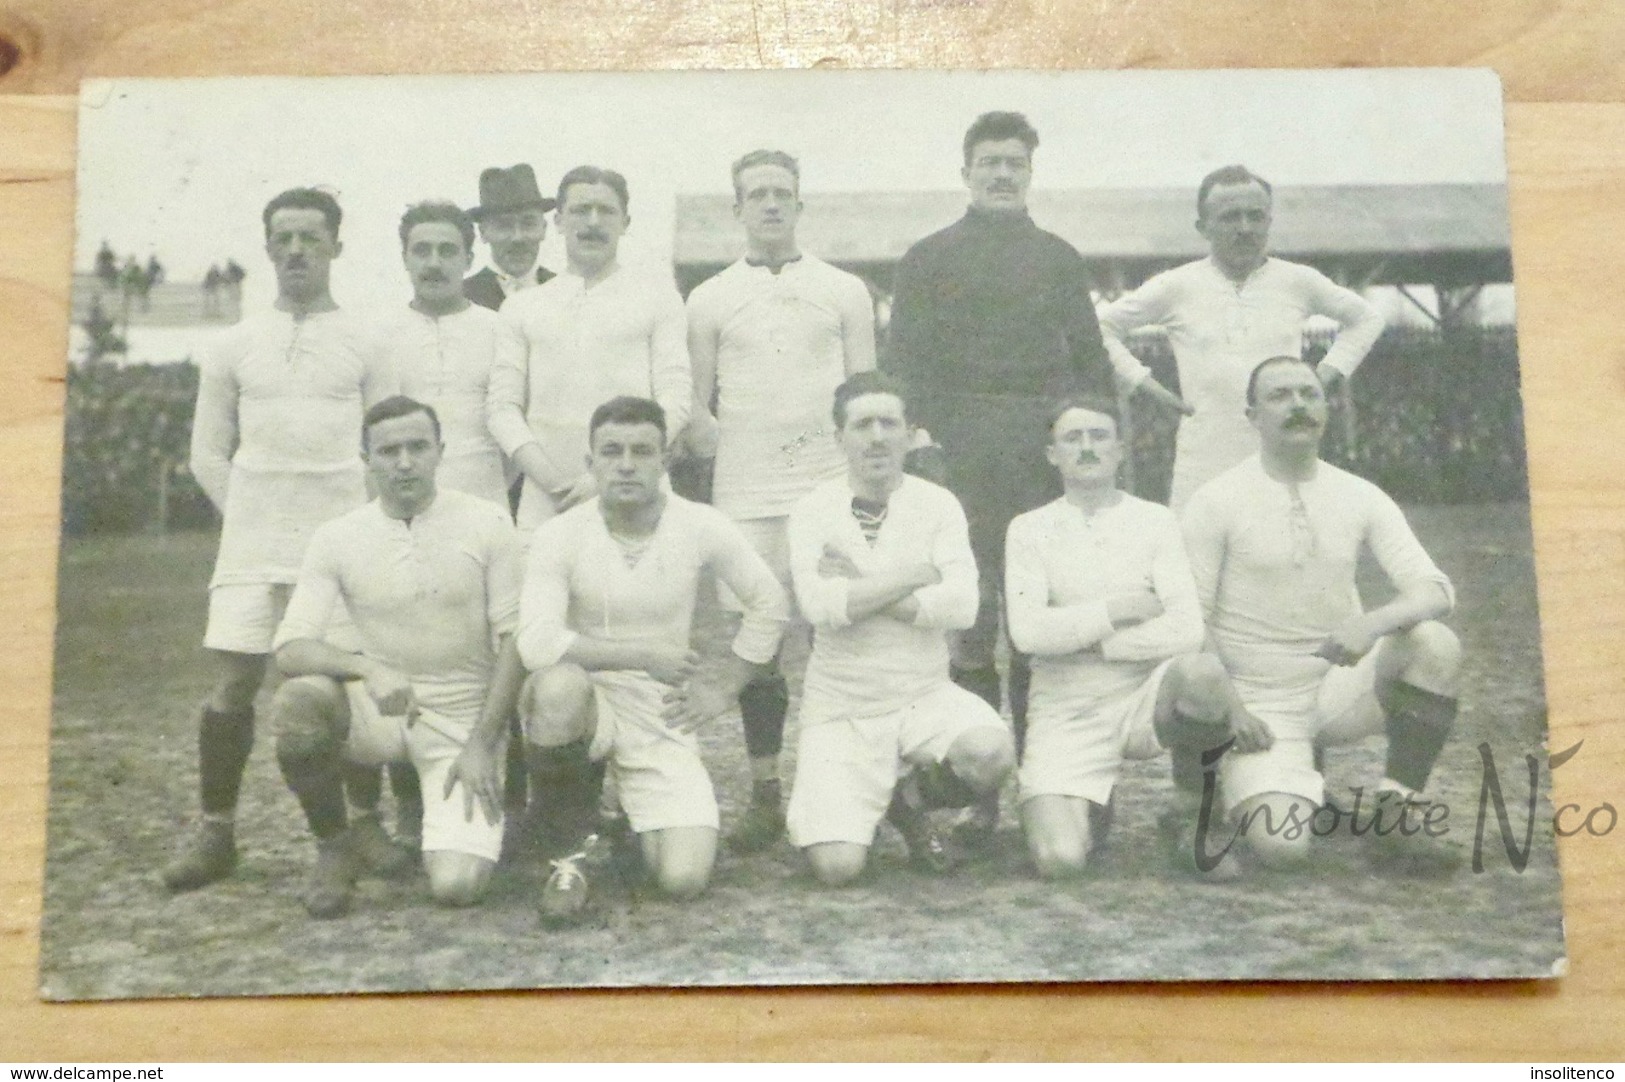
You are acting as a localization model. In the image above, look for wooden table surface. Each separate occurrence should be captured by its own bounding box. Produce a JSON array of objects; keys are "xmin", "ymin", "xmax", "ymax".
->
[{"xmin": 2, "ymin": 0, "xmax": 1623, "ymax": 1062}]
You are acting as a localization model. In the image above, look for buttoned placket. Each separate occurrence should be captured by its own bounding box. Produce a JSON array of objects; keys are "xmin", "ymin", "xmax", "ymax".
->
[
  {"xmin": 391, "ymin": 513, "xmax": 434, "ymax": 601},
  {"xmin": 1224, "ymin": 266, "xmax": 1265, "ymax": 345}
]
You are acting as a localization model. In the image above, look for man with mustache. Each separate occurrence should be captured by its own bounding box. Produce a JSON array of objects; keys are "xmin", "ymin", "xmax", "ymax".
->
[
  {"xmin": 684, "ymin": 149, "xmax": 878, "ymax": 853},
  {"xmin": 1006, "ymin": 395, "xmax": 1252, "ymax": 880},
  {"xmin": 884, "ymin": 112, "xmax": 1117, "ymax": 838},
  {"xmin": 489, "ymin": 166, "xmax": 691, "ymax": 533},
  {"xmin": 386, "ymin": 202, "xmax": 524, "ymax": 509},
  {"xmin": 785, "ymin": 372, "xmax": 1014, "ymax": 884},
  {"xmin": 271, "ymin": 395, "xmax": 525, "ymax": 917},
  {"xmin": 1099, "ymin": 165, "xmax": 1385, "ymax": 511},
  {"xmin": 169, "ymin": 187, "xmax": 403, "ymax": 893},
  {"xmin": 1181, "ymin": 356, "xmax": 1463, "ymax": 875},
  {"xmin": 463, "ymin": 165, "xmax": 556, "ymax": 312}
]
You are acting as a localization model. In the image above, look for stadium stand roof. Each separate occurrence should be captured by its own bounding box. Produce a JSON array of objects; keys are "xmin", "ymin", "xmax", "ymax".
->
[{"xmin": 673, "ymin": 184, "xmax": 1512, "ymax": 294}]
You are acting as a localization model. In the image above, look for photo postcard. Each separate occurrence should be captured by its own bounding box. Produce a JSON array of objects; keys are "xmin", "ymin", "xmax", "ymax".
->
[{"xmin": 42, "ymin": 68, "xmax": 1563, "ymax": 999}]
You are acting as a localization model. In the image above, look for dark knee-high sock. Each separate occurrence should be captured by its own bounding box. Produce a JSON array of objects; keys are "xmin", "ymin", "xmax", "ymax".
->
[
  {"xmin": 1008, "ymin": 653, "xmax": 1032, "ymax": 760},
  {"xmin": 198, "ymin": 705, "xmax": 255, "ymax": 816},
  {"xmin": 1379, "ymin": 682, "xmax": 1459, "ymax": 792},
  {"xmin": 505, "ymin": 716, "xmax": 528, "ymax": 811},
  {"xmin": 388, "ymin": 762, "xmax": 422, "ymax": 818},
  {"xmin": 1156, "ymin": 711, "xmax": 1234, "ymax": 796},
  {"xmin": 914, "ymin": 760, "xmax": 982, "ymax": 810},
  {"xmin": 527, "ymin": 740, "xmax": 604, "ymax": 856},
  {"xmin": 343, "ymin": 762, "xmax": 383, "ymax": 812},
  {"xmin": 277, "ymin": 739, "xmax": 347, "ymax": 840},
  {"xmin": 739, "ymin": 672, "xmax": 789, "ymax": 766}
]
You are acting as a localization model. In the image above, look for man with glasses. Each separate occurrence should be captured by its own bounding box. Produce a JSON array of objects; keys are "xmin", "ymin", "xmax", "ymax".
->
[
  {"xmin": 1181, "ymin": 356, "xmax": 1463, "ymax": 875},
  {"xmin": 464, "ymin": 164, "xmax": 556, "ymax": 312}
]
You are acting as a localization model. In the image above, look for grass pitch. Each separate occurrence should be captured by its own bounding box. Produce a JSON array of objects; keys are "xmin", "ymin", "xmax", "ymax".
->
[{"xmin": 40, "ymin": 504, "xmax": 1564, "ymax": 998}]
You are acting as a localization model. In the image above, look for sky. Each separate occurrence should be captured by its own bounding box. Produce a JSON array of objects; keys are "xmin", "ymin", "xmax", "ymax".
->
[{"xmin": 74, "ymin": 67, "xmax": 1509, "ymax": 320}]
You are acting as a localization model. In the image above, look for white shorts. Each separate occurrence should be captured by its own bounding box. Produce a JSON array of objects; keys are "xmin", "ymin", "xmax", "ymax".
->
[
  {"xmin": 786, "ymin": 681, "xmax": 1007, "ymax": 848},
  {"xmin": 1220, "ymin": 650, "xmax": 1387, "ymax": 811},
  {"xmin": 521, "ymin": 671, "xmax": 720, "ymax": 834},
  {"xmin": 1018, "ymin": 659, "xmax": 1174, "ymax": 807},
  {"xmin": 204, "ymin": 583, "xmax": 293, "ymax": 654},
  {"xmin": 342, "ymin": 684, "xmax": 505, "ymax": 862},
  {"xmin": 206, "ymin": 582, "xmax": 357, "ymax": 655}
]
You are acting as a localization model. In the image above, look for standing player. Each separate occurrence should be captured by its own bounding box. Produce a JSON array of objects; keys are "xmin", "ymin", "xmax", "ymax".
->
[
  {"xmin": 385, "ymin": 201, "xmax": 524, "ymax": 509},
  {"xmin": 167, "ymin": 187, "xmax": 401, "ymax": 893},
  {"xmin": 1182, "ymin": 357, "xmax": 1463, "ymax": 873},
  {"xmin": 1099, "ymin": 165, "xmax": 1386, "ymax": 511},
  {"xmin": 685, "ymin": 149, "xmax": 878, "ymax": 852},
  {"xmin": 884, "ymin": 111, "xmax": 1117, "ymax": 782},
  {"xmin": 785, "ymin": 372, "xmax": 1015, "ymax": 886},
  {"xmin": 488, "ymin": 166, "xmax": 691, "ymax": 533},
  {"xmin": 463, "ymin": 164, "xmax": 556, "ymax": 312},
  {"xmin": 271, "ymin": 396, "xmax": 524, "ymax": 917},
  {"xmin": 1006, "ymin": 396, "xmax": 1256, "ymax": 879},
  {"xmin": 516, "ymin": 397, "xmax": 788, "ymax": 924}
]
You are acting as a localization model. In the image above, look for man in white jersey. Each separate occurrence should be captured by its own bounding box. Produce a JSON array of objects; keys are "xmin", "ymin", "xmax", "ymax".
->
[
  {"xmin": 1182, "ymin": 356, "xmax": 1463, "ymax": 874},
  {"xmin": 1007, "ymin": 396, "xmax": 1258, "ymax": 879},
  {"xmin": 1099, "ymin": 165, "xmax": 1386, "ymax": 511},
  {"xmin": 786, "ymin": 372, "xmax": 1015, "ymax": 886},
  {"xmin": 488, "ymin": 166, "xmax": 691, "ymax": 532},
  {"xmin": 271, "ymin": 396, "xmax": 524, "ymax": 917},
  {"xmin": 167, "ymin": 187, "xmax": 404, "ymax": 893},
  {"xmin": 386, "ymin": 201, "xmax": 523, "ymax": 509},
  {"xmin": 685, "ymin": 149, "xmax": 878, "ymax": 853},
  {"xmin": 516, "ymin": 396, "xmax": 788, "ymax": 925}
]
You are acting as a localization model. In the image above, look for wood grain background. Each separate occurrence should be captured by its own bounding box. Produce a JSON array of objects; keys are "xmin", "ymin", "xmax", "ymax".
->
[{"xmin": 2, "ymin": 0, "xmax": 1623, "ymax": 1061}]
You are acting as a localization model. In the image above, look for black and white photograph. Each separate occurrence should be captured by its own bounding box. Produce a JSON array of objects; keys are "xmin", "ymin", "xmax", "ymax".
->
[{"xmin": 42, "ymin": 67, "xmax": 1562, "ymax": 1000}]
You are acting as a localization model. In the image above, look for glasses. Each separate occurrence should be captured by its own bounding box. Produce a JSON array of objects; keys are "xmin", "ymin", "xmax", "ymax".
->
[{"xmin": 1289, "ymin": 488, "xmax": 1316, "ymax": 566}]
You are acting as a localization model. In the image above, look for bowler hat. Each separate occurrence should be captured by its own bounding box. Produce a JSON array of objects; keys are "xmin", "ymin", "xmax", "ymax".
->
[{"xmin": 469, "ymin": 164, "xmax": 555, "ymax": 219}]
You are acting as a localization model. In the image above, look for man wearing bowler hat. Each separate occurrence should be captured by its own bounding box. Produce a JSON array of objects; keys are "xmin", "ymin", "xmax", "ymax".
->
[{"xmin": 465, "ymin": 164, "xmax": 557, "ymax": 312}]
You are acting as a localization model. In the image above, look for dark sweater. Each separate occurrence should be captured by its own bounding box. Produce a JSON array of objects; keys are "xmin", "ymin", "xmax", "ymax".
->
[{"xmin": 884, "ymin": 206, "xmax": 1111, "ymax": 434}]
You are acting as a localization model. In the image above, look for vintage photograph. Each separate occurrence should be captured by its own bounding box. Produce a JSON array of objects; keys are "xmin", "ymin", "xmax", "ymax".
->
[{"xmin": 42, "ymin": 68, "xmax": 1562, "ymax": 999}]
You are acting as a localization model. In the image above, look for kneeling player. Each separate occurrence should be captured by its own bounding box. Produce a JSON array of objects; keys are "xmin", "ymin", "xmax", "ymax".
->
[
  {"xmin": 1006, "ymin": 396, "xmax": 1250, "ymax": 879},
  {"xmin": 786, "ymin": 372, "xmax": 1015, "ymax": 887},
  {"xmin": 1183, "ymin": 357, "xmax": 1464, "ymax": 874},
  {"xmin": 271, "ymin": 396, "xmax": 524, "ymax": 917},
  {"xmin": 516, "ymin": 397, "xmax": 788, "ymax": 925}
]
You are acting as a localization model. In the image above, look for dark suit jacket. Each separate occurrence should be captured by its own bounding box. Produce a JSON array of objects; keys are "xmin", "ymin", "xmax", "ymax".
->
[{"xmin": 463, "ymin": 265, "xmax": 556, "ymax": 311}]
